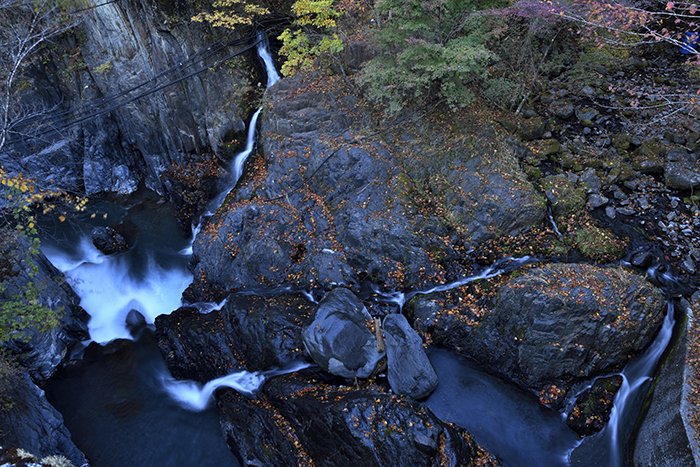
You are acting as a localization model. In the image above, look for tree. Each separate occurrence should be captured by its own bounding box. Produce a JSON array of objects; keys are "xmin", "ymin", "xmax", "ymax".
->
[
  {"xmin": 191, "ymin": 0, "xmax": 269, "ymax": 30},
  {"xmin": 0, "ymin": 0, "xmax": 80, "ymax": 153},
  {"xmin": 358, "ymin": 0, "xmax": 503, "ymax": 114},
  {"xmin": 278, "ymin": 0, "xmax": 344, "ymax": 76}
]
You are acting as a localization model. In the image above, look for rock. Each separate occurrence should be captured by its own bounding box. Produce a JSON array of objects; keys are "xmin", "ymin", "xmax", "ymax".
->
[
  {"xmin": 382, "ymin": 314, "xmax": 438, "ymax": 399},
  {"xmin": 156, "ymin": 294, "xmax": 314, "ymax": 379},
  {"xmin": 3, "ymin": 1, "xmax": 255, "ymax": 196},
  {"xmin": 579, "ymin": 168, "xmax": 602, "ymax": 193},
  {"xmin": 125, "ymin": 309, "xmax": 146, "ymax": 336},
  {"xmin": 1, "ymin": 232, "xmax": 89, "ymax": 380},
  {"xmin": 217, "ymin": 374, "xmax": 494, "ymax": 466},
  {"xmin": 91, "ymin": 226, "xmax": 129, "ymax": 255},
  {"xmin": 0, "ymin": 372, "xmax": 87, "ymax": 466},
  {"xmin": 682, "ymin": 256, "xmax": 696, "ymax": 275},
  {"xmin": 576, "ymin": 107, "xmax": 599, "ymax": 122},
  {"xmin": 630, "ymin": 251, "xmax": 654, "ymax": 269},
  {"xmin": 517, "ymin": 116, "xmax": 546, "ymax": 141},
  {"xmin": 581, "ymin": 85, "xmax": 595, "ymax": 96},
  {"xmin": 549, "ymin": 100, "xmax": 574, "ymax": 120},
  {"xmin": 633, "ymin": 300, "xmax": 698, "ymax": 466},
  {"xmin": 606, "ymin": 206, "xmax": 617, "ymax": 219},
  {"xmin": 616, "ymin": 207, "xmax": 636, "ymax": 216},
  {"xmin": 665, "ymin": 149, "xmax": 700, "ymax": 190},
  {"xmin": 566, "ymin": 375, "xmax": 622, "ymax": 436},
  {"xmin": 588, "ymin": 193, "xmax": 609, "ymax": 209},
  {"xmin": 189, "ymin": 73, "xmax": 544, "ymax": 298},
  {"xmin": 540, "ymin": 175, "xmax": 587, "ymax": 219},
  {"xmin": 612, "ymin": 133, "xmax": 631, "ymax": 152},
  {"xmin": 632, "ymin": 140, "xmax": 666, "ymax": 175},
  {"xmin": 409, "ymin": 264, "xmax": 666, "ymax": 400},
  {"xmin": 187, "ymin": 201, "xmax": 356, "ymax": 300},
  {"xmin": 302, "ymin": 288, "xmax": 384, "ymax": 379}
]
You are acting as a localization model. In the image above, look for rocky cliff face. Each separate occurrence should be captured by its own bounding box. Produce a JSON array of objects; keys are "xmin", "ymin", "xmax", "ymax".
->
[{"xmin": 13, "ymin": 0, "xmax": 257, "ymax": 197}]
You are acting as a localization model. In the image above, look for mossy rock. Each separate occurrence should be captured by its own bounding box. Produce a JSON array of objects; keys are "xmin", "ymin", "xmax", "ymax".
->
[
  {"xmin": 611, "ymin": 133, "xmax": 631, "ymax": 152},
  {"xmin": 540, "ymin": 175, "xmax": 587, "ymax": 219},
  {"xmin": 571, "ymin": 223, "xmax": 626, "ymax": 262}
]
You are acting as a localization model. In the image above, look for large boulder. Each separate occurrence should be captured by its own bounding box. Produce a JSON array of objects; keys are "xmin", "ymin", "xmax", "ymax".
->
[
  {"xmin": 409, "ymin": 264, "xmax": 665, "ymax": 399},
  {"xmin": 0, "ymin": 371, "xmax": 86, "ymax": 466},
  {"xmin": 156, "ymin": 294, "xmax": 314, "ymax": 380},
  {"xmin": 217, "ymin": 372, "xmax": 496, "ymax": 466},
  {"xmin": 383, "ymin": 313, "xmax": 438, "ymax": 399},
  {"xmin": 1, "ymin": 233, "xmax": 89, "ymax": 380},
  {"xmin": 302, "ymin": 288, "xmax": 384, "ymax": 379},
  {"xmin": 188, "ymin": 73, "xmax": 544, "ymax": 299},
  {"xmin": 665, "ymin": 149, "xmax": 700, "ymax": 190},
  {"xmin": 187, "ymin": 200, "xmax": 356, "ymax": 301}
]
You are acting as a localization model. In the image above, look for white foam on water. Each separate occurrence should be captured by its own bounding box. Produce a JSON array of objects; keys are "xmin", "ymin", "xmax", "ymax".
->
[
  {"xmin": 163, "ymin": 361, "xmax": 311, "ymax": 412},
  {"xmin": 44, "ymin": 238, "xmax": 192, "ymax": 344}
]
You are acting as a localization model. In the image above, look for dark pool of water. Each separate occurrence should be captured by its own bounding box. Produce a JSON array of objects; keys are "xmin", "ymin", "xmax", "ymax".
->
[
  {"xmin": 46, "ymin": 332, "xmax": 240, "ymax": 467},
  {"xmin": 425, "ymin": 348, "xmax": 581, "ymax": 467}
]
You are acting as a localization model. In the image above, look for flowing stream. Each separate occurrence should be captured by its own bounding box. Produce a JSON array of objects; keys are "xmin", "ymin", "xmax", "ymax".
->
[
  {"xmin": 36, "ymin": 32, "xmax": 684, "ymax": 467},
  {"xmin": 41, "ymin": 33, "xmax": 287, "ymax": 465}
]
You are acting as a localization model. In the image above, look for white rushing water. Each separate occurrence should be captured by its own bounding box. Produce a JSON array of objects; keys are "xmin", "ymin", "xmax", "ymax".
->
[
  {"xmin": 372, "ymin": 256, "xmax": 534, "ymax": 310},
  {"xmin": 603, "ymin": 299, "xmax": 676, "ymax": 466},
  {"xmin": 162, "ymin": 361, "xmax": 310, "ymax": 412},
  {"xmin": 182, "ymin": 31, "xmax": 281, "ymax": 257},
  {"xmin": 43, "ymin": 239, "xmax": 192, "ymax": 344}
]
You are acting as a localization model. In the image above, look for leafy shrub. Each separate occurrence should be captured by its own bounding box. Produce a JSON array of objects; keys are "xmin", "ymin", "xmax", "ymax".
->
[{"xmin": 358, "ymin": 0, "xmax": 503, "ymax": 114}]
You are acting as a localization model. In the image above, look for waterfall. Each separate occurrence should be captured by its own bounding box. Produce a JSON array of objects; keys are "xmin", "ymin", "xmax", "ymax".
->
[
  {"xmin": 568, "ymin": 266, "xmax": 679, "ymax": 466},
  {"xmin": 162, "ymin": 361, "xmax": 311, "ymax": 411},
  {"xmin": 371, "ymin": 256, "xmax": 534, "ymax": 310},
  {"xmin": 43, "ymin": 238, "xmax": 192, "ymax": 344},
  {"xmin": 182, "ymin": 31, "xmax": 281, "ymax": 256}
]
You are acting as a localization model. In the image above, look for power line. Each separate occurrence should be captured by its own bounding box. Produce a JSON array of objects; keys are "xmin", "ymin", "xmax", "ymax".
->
[{"xmin": 4, "ymin": 32, "xmax": 268, "ymax": 147}]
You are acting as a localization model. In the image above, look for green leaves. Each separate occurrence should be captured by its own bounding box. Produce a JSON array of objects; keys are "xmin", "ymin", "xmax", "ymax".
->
[
  {"xmin": 359, "ymin": 5, "xmax": 493, "ymax": 114},
  {"xmin": 278, "ymin": 0, "xmax": 344, "ymax": 76}
]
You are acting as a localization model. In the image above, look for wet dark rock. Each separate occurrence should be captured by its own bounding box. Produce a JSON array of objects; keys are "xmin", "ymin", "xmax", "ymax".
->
[
  {"xmin": 549, "ymin": 100, "xmax": 574, "ymax": 120},
  {"xmin": 1, "ymin": 234, "xmax": 89, "ymax": 381},
  {"xmin": 630, "ymin": 251, "xmax": 654, "ymax": 269},
  {"xmin": 217, "ymin": 373, "xmax": 494, "ymax": 466},
  {"xmin": 633, "ymin": 300, "xmax": 698, "ymax": 466},
  {"xmin": 156, "ymin": 294, "xmax": 314, "ymax": 379},
  {"xmin": 408, "ymin": 264, "xmax": 665, "ymax": 401},
  {"xmin": 0, "ymin": 372, "xmax": 87, "ymax": 466},
  {"xmin": 189, "ymin": 73, "xmax": 544, "ymax": 298},
  {"xmin": 91, "ymin": 226, "xmax": 129, "ymax": 255},
  {"xmin": 383, "ymin": 314, "xmax": 437, "ymax": 399},
  {"xmin": 566, "ymin": 375, "xmax": 622, "ymax": 436},
  {"xmin": 125, "ymin": 309, "xmax": 147, "ymax": 336},
  {"xmin": 302, "ymin": 288, "xmax": 384, "ymax": 379},
  {"xmin": 576, "ymin": 107, "xmax": 599, "ymax": 122},
  {"xmin": 665, "ymin": 149, "xmax": 700, "ymax": 190},
  {"xmin": 188, "ymin": 201, "xmax": 356, "ymax": 300}
]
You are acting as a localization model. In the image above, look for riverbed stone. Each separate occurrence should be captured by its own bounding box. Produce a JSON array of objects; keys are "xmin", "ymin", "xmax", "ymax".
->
[
  {"xmin": 217, "ymin": 372, "xmax": 495, "ymax": 466},
  {"xmin": 302, "ymin": 288, "xmax": 384, "ymax": 379},
  {"xmin": 665, "ymin": 149, "xmax": 700, "ymax": 190},
  {"xmin": 91, "ymin": 226, "xmax": 129, "ymax": 255},
  {"xmin": 408, "ymin": 264, "xmax": 666, "ymax": 401},
  {"xmin": 383, "ymin": 313, "xmax": 438, "ymax": 399},
  {"xmin": 156, "ymin": 294, "xmax": 314, "ymax": 379}
]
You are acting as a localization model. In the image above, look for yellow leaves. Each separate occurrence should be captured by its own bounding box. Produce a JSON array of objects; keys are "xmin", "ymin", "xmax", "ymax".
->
[{"xmin": 192, "ymin": 0, "xmax": 269, "ymax": 30}]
